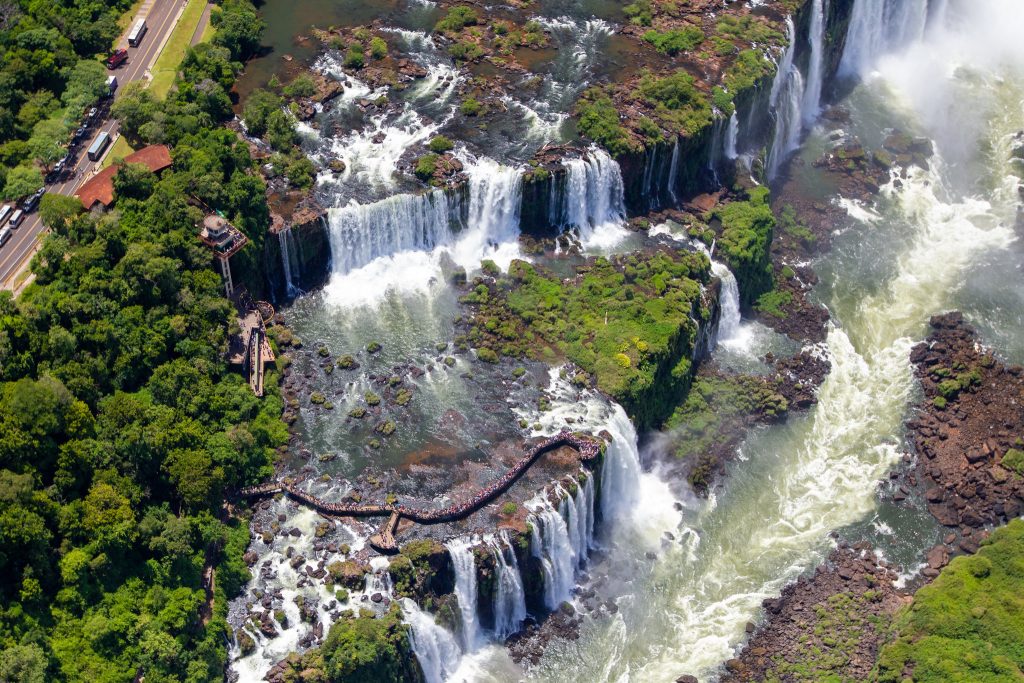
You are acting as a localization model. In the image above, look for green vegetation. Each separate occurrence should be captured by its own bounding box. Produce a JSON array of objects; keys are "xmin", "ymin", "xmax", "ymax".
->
[
  {"xmin": 665, "ymin": 374, "xmax": 787, "ymax": 488},
  {"xmin": 369, "ymin": 36, "xmax": 388, "ymax": 60},
  {"xmin": 427, "ymin": 135, "xmax": 453, "ymax": 154},
  {"xmin": 460, "ymin": 97, "xmax": 482, "ymax": 116},
  {"xmin": 715, "ymin": 14, "xmax": 784, "ymax": 47},
  {"xmin": 283, "ymin": 74, "xmax": 317, "ymax": 99},
  {"xmin": 778, "ymin": 203, "xmax": 816, "ymax": 246},
  {"xmin": 638, "ymin": 70, "xmax": 713, "ymax": 137},
  {"xmin": 723, "ymin": 48, "xmax": 775, "ymax": 95},
  {"xmin": 0, "ymin": 0, "xmax": 135, "ymax": 197},
  {"xmin": 766, "ymin": 591, "xmax": 889, "ymax": 682},
  {"xmin": 623, "ymin": 0, "xmax": 654, "ymax": 26},
  {"xmin": 754, "ymin": 289, "xmax": 793, "ymax": 319},
  {"xmin": 575, "ymin": 87, "xmax": 637, "ymax": 157},
  {"xmin": 709, "ymin": 186, "xmax": 775, "ymax": 306},
  {"xmin": 242, "ymin": 89, "xmax": 299, "ymax": 151},
  {"xmin": 1002, "ymin": 448, "xmax": 1024, "ymax": 475},
  {"xmin": 434, "ymin": 6, "xmax": 479, "ymax": 34},
  {"xmin": 0, "ymin": 8, "xmax": 292, "ymax": 678},
  {"xmin": 148, "ymin": 0, "xmax": 210, "ymax": 98},
  {"xmin": 414, "ymin": 153, "xmax": 438, "ymax": 180},
  {"xmin": 876, "ymin": 519, "xmax": 1024, "ymax": 682},
  {"xmin": 642, "ymin": 27, "xmax": 704, "ymax": 55},
  {"xmin": 460, "ymin": 249, "xmax": 711, "ymax": 428},
  {"xmin": 345, "ymin": 42, "xmax": 365, "ymax": 69},
  {"xmin": 449, "ymin": 41, "xmax": 483, "ymax": 61}
]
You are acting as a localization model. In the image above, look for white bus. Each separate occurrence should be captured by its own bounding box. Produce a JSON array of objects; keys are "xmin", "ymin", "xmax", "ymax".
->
[
  {"xmin": 87, "ymin": 131, "xmax": 111, "ymax": 161},
  {"xmin": 0, "ymin": 205, "xmax": 11, "ymax": 228},
  {"xmin": 0, "ymin": 226, "xmax": 11, "ymax": 247},
  {"xmin": 128, "ymin": 19, "xmax": 147, "ymax": 47}
]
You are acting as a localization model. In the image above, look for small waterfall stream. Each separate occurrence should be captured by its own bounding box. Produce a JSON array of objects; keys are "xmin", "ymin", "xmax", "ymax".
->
[
  {"xmin": 490, "ymin": 532, "xmax": 528, "ymax": 639},
  {"xmin": 766, "ymin": 17, "xmax": 807, "ymax": 180},
  {"xmin": 840, "ymin": 0, "xmax": 930, "ymax": 77},
  {"xmin": 558, "ymin": 148, "xmax": 627, "ymax": 240},
  {"xmin": 447, "ymin": 538, "xmax": 481, "ymax": 651},
  {"xmin": 711, "ymin": 261, "xmax": 742, "ymax": 344},
  {"xmin": 801, "ymin": 0, "xmax": 826, "ymax": 124},
  {"xmin": 278, "ymin": 227, "xmax": 300, "ymax": 297},
  {"xmin": 402, "ymin": 598, "xmax": 464, "ymax": 683}
]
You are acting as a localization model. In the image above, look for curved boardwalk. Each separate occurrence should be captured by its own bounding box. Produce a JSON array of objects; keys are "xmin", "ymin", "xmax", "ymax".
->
[{"xmin": 239, "ymin": 430, "xmax": 604, "ymax": 552}]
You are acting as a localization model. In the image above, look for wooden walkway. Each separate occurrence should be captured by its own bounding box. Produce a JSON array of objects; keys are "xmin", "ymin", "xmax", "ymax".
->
[{"xmin": 239, "ymin": 430, "xmax": 605, "ymax": 553}]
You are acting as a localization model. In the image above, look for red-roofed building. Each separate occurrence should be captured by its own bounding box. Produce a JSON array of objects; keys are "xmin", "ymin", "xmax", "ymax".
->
[{"xmin": 75, "ymin": 144, "xmax": 173, "ymax": 209}]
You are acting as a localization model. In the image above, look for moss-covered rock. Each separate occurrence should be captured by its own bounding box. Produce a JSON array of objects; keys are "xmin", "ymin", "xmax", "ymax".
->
[
  {"xmin": 389, "ymin": 539, "xmax": 455, "ymax": 602},
  {"xmin": 327, "ymin": 559, "xmax": 370, "ymax": 590}
]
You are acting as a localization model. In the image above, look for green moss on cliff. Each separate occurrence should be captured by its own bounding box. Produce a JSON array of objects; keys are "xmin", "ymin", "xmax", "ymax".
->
[
  {"xmin": 875, "ymin": 519, "xmax": 1024, "ymax": 682},
  {"xmin": 460, "ymin": 248, "xmax": 711, "ymax": 428},
  {"xmin": 710, "ymin": 186, "xmax": 775, "ymax": 306},
  {"xmin": 575, "ymin": 87, "xmax": 639, "ymax": 157}
]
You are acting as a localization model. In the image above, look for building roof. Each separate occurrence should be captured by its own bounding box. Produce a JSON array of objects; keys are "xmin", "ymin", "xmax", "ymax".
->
[{"xmin": 76, "ymin": 144, "xmax": 173, "ymax": 209}]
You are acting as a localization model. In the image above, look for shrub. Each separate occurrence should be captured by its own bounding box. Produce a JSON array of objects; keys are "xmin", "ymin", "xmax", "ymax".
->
[
  {"xmin": 575, "ymin": 88, "xmax": 635, "ymax": 156},
  {"xmin": 344, "ymin": 43, "xmax": 365, "ymax": 69},
  {"xmin": 283, "ymin": 74, "xmax": 316, "ymax": 99},
  {"xmin": 459, "ymin": 97, "xmax": 482, "ymax": 116},
  {"xmin": 428, "ymin": 135, "xmax": 454, "ymax": 153},
  {"xmin": 476, "ymin": 347, "xmax": 499, "ymax": 363},
  {"xmin": 623, "ymin": 0, "xmax": 653, "ymax": 26},
  {"xmin": 501, "ymin": 502, "xmax": 517, "ymax": 515},
  {"xmin": 638, "ymin": 70, "xmax": 713, "ymax": 137},
  {"xmin": 642, "ymin": 27, "xmax": 704, "ymax": 55},
  {"xmin": 435, "ymin": 6, "xmax": 478, "ymax": 33},
  {"xmin": 449, "ymin": 41, "xmax": 483, "ymax": 61},
  {"xmin": 369, "ymin": 36, "xmax": 388, "ymax": 59},
  {"xmin": 414, "ymin": 154, "xmax": 438, "ymax": 180},
  {"xmin": 1002, "ymin": 448, "xmax": 1024, "ymax": 475}
]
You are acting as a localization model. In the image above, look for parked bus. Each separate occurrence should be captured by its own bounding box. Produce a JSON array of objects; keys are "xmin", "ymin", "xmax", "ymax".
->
[
  {"xmin": 127, "ymin": 19, "xmax": 147, "ymax": 47},
  {"xmin": 0, "ymin": 205, "xmax": 11, "ymax": 228},
  {"xmin": 0, "ymin": 227, "xmax": 11, "ymax": 247},
  {"xmin": 87, "ymin": 131, "xmax": 111, "ymax": 161},
  {"xmin": 9, "ymin": 209, "xmax": 24, "ymax": 229}
]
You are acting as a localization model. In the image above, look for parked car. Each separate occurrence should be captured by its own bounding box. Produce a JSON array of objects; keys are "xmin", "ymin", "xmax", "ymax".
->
[
  {"xmin": 86, "ymin": 107, "xmax": 98, "ymax": 123},
  {"xmin": 21, "ymin": 189, "xmax": 43, "ymax": 213},
  {"xmin": 72, "ymin": 126, "xmax": 88, "ymax": 143},
  {"xmin": 106, "ymin": 48, "xmax": 128, "ymax": 69}
]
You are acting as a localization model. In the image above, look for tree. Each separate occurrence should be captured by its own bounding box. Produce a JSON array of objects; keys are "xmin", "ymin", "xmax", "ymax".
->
[
  {"xmin": 61, "ymin": 59, "xmax": 107, "ymax": 115},
  {"xmin": 38, "ymin": 193, "xmax": 82, "ymax": 232},
  {"xmin": 241, "ymin": 88, "xmax": 282, "ymax": 137},
  {"xmin": 0, "ymin": 643, "xmax": 48, "ymax": 683},
  {"xmin": 2, "ymin": 164, "xmax": 42, "ymax": 200},
  {"xmin": 110, "ymin": 82, "xmax": 158, "ymax": 143},
  {"xmin": 112, "ymin": 162, "xmax": 156, "ymax": 200},
  {"xmin": 211, "ymin": 0, "xmax": 265, "ymax": 61},
  {"xmin": 27, "ymin": 117, "xmax": 66, "ymax": 168}
]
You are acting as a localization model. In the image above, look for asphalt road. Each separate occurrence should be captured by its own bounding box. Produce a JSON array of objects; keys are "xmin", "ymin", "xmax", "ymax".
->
[{"xmin": 0, "ymin": 0, "xmax": 185, "ymax": 289}]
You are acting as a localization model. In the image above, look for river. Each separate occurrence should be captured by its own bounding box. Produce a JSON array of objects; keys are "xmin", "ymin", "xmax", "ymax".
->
[{"xmin": 229, "ymin": 0, "xmax": 1024, "ymax": 680}]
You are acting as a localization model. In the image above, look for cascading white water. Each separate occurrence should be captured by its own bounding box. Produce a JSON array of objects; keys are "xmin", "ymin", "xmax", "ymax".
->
[
  {"xmin": 839, "ymin": 0, "xmax": 929, "ymax": 77},
  {"xmin": 599, "ymin": 405, "xmax": 642, "ymax": 521},
  {"xmin": 402, "ymin": 598, "xmax": 463, "ymax": 683},
  {"xmin": 529, "ymin": 497, "xmax": 578, "ymax": 610},
  {"xmin": 667, "ymin": 139, "xmax": 681, "ymax": 204},
  {"xmin": 559, "ymin": 148, "xmax": 627, "ymax": 240},
  {"xmin": 278, "ymin": 227, "xmax": 300, "ymax": 297},
  {"xmin": 725, "ymin": 112, "xmax": 740, "ymax": 161},
  {"xmin": 801, "ymin": 0, "xmax": 826, "ymax": 124},
  {"xmin": 711, "ymin": 261, "xmax": 742, "ymax": 344},
  {"xmin": 489, "ymin": 532, "xmax": 528, "ymax": 639},
  {"xmin": 446, "ymin": 538, "xmax": 481, "ymax": 652},
  {"xmin": 326, "ymin": 190, "xmax": 457, "ymax": 276},
  {"xmin": 766, "ymin": 18, "xmax": 807, "ymax": 180}
]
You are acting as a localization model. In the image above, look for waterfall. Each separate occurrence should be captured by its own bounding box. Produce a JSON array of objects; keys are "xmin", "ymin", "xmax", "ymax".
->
[
  {"xmin": 667, "ymin": 138, "xmax": 681, "ymax": 205},
  {"xmin": 559, "ymin": 148, "xmax": 626, "ymax": 236},
  {"xmin": 445, "ymin": 538, "xmax": 480, "ymax": 652},
  {"xmin": 711, "ymin": 261, "xmax": 742, "ymax": 344},
  {"xmin": 401, "ymin": 598, "xmax": 463, "ymax": 683},
  {"xmin": 600, "ymin": 405, "xmax": 642, "ymax": 521},
  {"xmin": 326, "ymin": 190, "xmax": 458, "ymax": 275},
  {"xmin": 766, "ymin": 17, "xmax": 807, "ymax": 181},
  {"xmin": 529, "ymin": 499, "xmax": 577, "ymax": 610},
  {"xmin": 801, "ymin": 0, "xmax": 826, "ymax": 124},
  {"xmin": 725, "ymin": 112, "xmax": 740, "ymax": 160},
  {"xmin": 463, "ymin": 157, "xmax": 522, "ymax": 245},
  {"xmin": 278, "ymin": 227, "xmax": 300, "ymax": 297},
  {"xmin": 489, "ymin": 532, "xmax": 528, "ymax": 639},
  {"xmin": 839, "ymin": 0, "xmax": 930, "ymax": 77}
]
